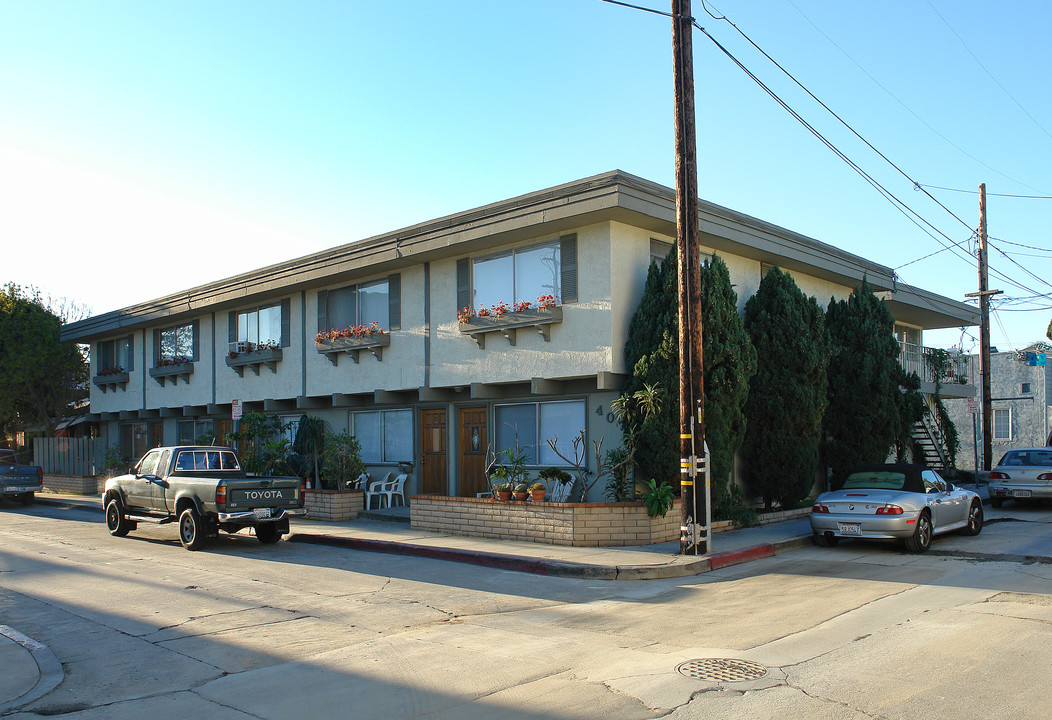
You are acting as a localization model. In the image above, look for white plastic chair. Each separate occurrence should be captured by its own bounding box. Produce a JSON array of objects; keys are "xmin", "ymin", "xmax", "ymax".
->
[
  {"xmin": 381, "ymin": 473, "xmax": 408, "ymax": 508},
  {"xmin": 363, "ymin": 472, "xmax": 393, "ymax": 509},
  {"xmin": 547, "ymin": 478, "xmax": 574, "ymax": 503},
  {"xmin": 346, "ymin": 472, "xmax": 369, "ymax": 490}
]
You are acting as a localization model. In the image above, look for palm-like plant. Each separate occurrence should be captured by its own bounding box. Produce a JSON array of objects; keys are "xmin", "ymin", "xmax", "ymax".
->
[{"xmin": 293, "ymin": 415, "xmax": 329, "ymax": 489}]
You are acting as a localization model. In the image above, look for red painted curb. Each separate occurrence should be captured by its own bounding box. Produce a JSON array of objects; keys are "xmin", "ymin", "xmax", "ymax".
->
[{"xmin": 707, "ymin": 544, "xmax": 775, "ymax": 571}]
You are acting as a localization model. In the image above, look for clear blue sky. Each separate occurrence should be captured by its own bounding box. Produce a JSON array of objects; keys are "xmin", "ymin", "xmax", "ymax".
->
[{"xmin": 2, "ymin": 1, "xmax": 1049, "ymax": 352}]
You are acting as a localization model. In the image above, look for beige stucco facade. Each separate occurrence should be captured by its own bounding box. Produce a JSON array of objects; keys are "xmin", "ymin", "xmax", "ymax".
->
[{"xmin": 66, "ymin": 171, "xmax": 979, "ymax": 499}]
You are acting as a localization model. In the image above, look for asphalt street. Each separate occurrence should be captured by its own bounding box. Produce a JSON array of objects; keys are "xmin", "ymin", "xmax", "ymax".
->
[{"xmin": 1, "ymin": 497, "xmax": 1050, "ymax": 719}]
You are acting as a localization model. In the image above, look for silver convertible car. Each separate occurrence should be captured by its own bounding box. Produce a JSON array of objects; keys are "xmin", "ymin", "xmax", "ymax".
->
[
  {"xmin": 810, "ymin": 464, "xmax": 983, "ymax": 553},
  {"xmin": 988, "ymin": 447, "xmax": 1052, "ymax": 508}
]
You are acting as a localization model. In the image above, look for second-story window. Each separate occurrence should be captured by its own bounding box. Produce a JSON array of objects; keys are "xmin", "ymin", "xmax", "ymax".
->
[
  {"xmin": 458, "ymin": 234, "xmax": 577, "ymax": 315},
  {"xmin": 228, "ymin": 300, "xmax": 290, "ymax": 352},
  {"xmin": 97, "ymin": 335, "xmax": 133, "ymax": 374},
  {"xmin": 156, "ymin": 322, "xmax": 197, "ymax": 364},
  {"xmin": 317, "ymin": 275, "xmax": 401, "ymax": 334}
]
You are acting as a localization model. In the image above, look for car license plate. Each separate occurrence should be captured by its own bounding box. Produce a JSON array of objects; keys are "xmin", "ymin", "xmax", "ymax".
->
[
  {"xmin": 1012, "ymin": 489, "xmax": 1032, "ymax": 498},
  {"xmin": 837, "ymin": 522, "xmax": 862, "ymax": 536},
  {"xmin": 253, "ymin": 508, "xmax": 272, "ymax": 520}
]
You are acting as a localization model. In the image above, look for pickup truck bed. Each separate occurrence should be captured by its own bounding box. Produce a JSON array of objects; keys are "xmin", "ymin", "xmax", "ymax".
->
[{"xmin": 0, "ymin": 450, "xmax": 43, "ymax": 505}]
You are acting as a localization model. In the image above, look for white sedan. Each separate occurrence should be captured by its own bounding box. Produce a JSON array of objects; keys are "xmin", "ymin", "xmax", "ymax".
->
[
  {"xmin": 988, "ymin": 447, "xmax": 1052, "ymax": 508},
  {"xmin": 810, "ymin": 464, "xmax": 983, "ymax": 553}
]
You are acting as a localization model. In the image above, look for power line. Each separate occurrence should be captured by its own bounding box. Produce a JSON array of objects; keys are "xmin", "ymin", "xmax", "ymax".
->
[
  {"xmin": 917, "ymin": 184, "xmax": 1052, "ymax": 200},
  {"xmin": 924, "ymin": 0, "xmax": 1052, "ymax": 144},
  {"xmin": 784, "ymin": 0, "xmax": 1043, "ymax": 194},
  {"xmin": 989, "ymin": 236, "xmax": 1052, "ymax": 253}
]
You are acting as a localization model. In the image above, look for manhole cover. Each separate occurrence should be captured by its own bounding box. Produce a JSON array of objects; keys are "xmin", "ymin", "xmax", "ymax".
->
[{"xmin": 676, "ymin": 658, "xmax": 769, "ymax": 682}]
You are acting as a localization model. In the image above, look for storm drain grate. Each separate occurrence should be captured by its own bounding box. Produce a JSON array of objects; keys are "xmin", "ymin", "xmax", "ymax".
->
[{"xmin": 676, "ymin": 658, "xmax": 769, "ymax": 682}]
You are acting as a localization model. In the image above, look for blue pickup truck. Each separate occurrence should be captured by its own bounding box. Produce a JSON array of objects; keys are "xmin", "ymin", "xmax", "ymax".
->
[{"xmin": 0, "ymin": 448, "xmax": 44, "ymax": 505}]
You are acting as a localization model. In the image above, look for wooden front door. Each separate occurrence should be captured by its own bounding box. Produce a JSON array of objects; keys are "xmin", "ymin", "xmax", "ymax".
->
[
  {"xmin": 458, "ymin": 406, "xmax": 489, "ymax": 497},
  {"xmin": 420, "ymin": 408, "xmax": 447, "ymax": 495}
]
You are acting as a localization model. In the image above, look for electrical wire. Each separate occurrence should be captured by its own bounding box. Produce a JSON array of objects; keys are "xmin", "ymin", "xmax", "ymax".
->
[
  {"xmin": 989, "ymin": 236, "xmax": 1052, "ymax": 253},
  {"xmin": 924, "ymin": 0, "xmax": 1052, "ymax": 144},
  {"xmin": 783, "ymin": 0, "xmax": 1043, "ymax": 194},
  {"xmin": 917, "ymin": 184, "xmax": 1052, "ymax": 200},
  {"xmin": 600, "ymin": 0, "xmax": 1050, "ymax": 329}
]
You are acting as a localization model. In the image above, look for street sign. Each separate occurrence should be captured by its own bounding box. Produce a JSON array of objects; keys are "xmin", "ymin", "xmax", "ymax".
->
[
  {"xmin": 232, "ymin": 399, "xmax": 242, "ymax": 420},
  {"xmin": 967, "ymin": 397, "xmax": 978, "ymax": 414}
]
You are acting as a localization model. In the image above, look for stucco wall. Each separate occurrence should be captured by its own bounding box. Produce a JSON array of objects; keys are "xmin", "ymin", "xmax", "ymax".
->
[
  {"xmin": 430, "ymin": 222, "xmax": 616, "ymax": 386},
  {"xmin": 944, "ymin": 352, "xmax": 1050, "ymax": 470}
]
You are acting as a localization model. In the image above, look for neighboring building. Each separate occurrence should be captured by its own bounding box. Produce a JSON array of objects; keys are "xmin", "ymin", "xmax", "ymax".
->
[
  {"xmin": 61, "ymin": 171, "xmax": 979, "ymax": 498},
  {"xmin": 945, "ymin": 346, "xmax": 1052, "ymax": 471}
]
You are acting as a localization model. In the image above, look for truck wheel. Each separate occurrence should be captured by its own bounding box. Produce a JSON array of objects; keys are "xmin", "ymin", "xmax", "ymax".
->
[
  {"xmin": 256, "ymin": 524, "xmax": 281, "ymax": 544},
  {"xmin": 20, "ymin": 492, "xmax": 34, "ymax": 506},
  {"xmin": 105, "ymin": 498, "xmax": 134, "ymax": 537},
  {"xmin": 178, "ymin": 507, "xmax": 207, "ymax": 551}
]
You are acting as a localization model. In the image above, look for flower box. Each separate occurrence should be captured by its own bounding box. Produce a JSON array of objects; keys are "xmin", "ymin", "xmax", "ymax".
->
[
  {"xmin": 148, "ymin": 362, "xmax": 194, "ymax": 386},
  {"xmin": 315, "ymin": 334, "xmax": 391, "ymax": 366},
  {"xmin": 92, "ymin": 372, "xmax": 130, "ymax": 393},
  {"xmin": 225, "ymin": 347, "xmax": 283, "ymax": 377},
  {"xmin": 458, "ymin": 306, "xmax": 563, "ymax": 349}
]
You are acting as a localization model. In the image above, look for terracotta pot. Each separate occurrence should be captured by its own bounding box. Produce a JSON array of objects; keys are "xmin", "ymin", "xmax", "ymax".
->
[
  {"xmin": 530, "ymin": 489, "xmax": 546, "ymax": 502},
  {"xmin": 512, "ymin": 492, "xmax": 528, "ymax": 501},
  {"xmin": 495, "ymin": 491, "xmax": 512, "ymax": 502}
]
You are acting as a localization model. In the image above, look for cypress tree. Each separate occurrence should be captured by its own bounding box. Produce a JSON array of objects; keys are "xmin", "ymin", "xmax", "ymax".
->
[
  {"xmin": 621, "ymin": 251, "xmax": 756, "ymax": 520},
  {"xmin": 742, "ymin": 267, "xmax": 829, "ymax": 510},
  {"xmin": 823, "ymin": 280, "xmax": 902, "ymax": 487},
  {"xmin": 699, "ymin": 255, "xmax": 757, "ymax": 514}
]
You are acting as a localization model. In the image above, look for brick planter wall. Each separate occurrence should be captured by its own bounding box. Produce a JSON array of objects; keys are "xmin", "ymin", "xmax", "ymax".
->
[
  {"xmin": 43, "ymin": 474, "xmax": 101, "ymax": 496},
  {"xmin": 304, "ymin": 489, "xmax": 364, "ymax": 522},
  {"xmin": 409, "ymin": 495, "xmax": 682, "ymax": 547}
]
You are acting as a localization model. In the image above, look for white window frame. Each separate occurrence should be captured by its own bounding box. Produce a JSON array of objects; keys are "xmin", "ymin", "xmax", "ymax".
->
[{"xmin": 992, "ymin": 408, "xmax": 1012, "ymax": 441}]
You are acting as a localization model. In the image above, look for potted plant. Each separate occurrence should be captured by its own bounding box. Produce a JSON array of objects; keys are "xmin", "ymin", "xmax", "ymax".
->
[
  {"xmin": 493, "ymin": 482, "xmax": 512, "ymax": 502},
  {"xmin": 537, "ymin": 467, "xmax": 573, "ymax": 501},
  {"xmin": 512, "ymin": 483, "xmax": 528, "ymax": 501},
  {"xmin": 529, "ymin": 482, "xmax": 546, "ymax": 502}
]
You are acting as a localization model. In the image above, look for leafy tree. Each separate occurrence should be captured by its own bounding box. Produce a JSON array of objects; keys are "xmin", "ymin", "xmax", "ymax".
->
[
  {"xmin": 322, "ymin": 430, "xmax": 366, "ymax": 488},
  {"xmin": 226, "ymin": 412, "xmax": 290, "ymax": 476},
  {"xmin": 742, "ymin": 267, "xmax": 829, "ymax": 511},
  {"xmin": 1046, "ymin": 316, "xmax": 1051, "ymax": 341},
  {"xmin": 621, "ymin": 251, "xmax": 756, "ymax": 521},
  {"xmin": 0, "ymin": 283, "xmax": 87, "ymax": 439},
  {"xmin": 823, "ymin": 280, "xmax": 902, "ymax": 487}
]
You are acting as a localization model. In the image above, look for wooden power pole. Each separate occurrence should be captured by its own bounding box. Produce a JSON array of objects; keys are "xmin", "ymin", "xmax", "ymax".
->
[
  {"xmin": 967, "ymin": 183, "xmax": 1001, "ymax": 472},
  {"xmin": 672, "ymin": 0, "xmax": 706, "ymax": 554}
]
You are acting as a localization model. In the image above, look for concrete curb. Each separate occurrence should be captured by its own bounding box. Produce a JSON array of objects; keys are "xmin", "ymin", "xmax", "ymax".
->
[
  {"xmin": 288, "ymin": 531, "xmax": 816, "ymax": 580},
  {"xmin": 0, "ymin": 626, "xmax": 64, "ymax": 713}
]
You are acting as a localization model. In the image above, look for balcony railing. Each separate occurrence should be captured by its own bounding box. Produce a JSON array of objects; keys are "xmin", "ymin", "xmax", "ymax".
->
[{"xmin": 899, "ymin": 342, "xmax": 969, "ymax": 387}]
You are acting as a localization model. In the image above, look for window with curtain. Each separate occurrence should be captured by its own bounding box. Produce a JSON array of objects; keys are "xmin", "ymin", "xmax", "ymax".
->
[
  {"xmin": 350, "ymin": 409, "xmax": 413, "ymax": 463},
  {"xmin": 494, "ymin": 400, "xmax": 585, "ymax": 466}
]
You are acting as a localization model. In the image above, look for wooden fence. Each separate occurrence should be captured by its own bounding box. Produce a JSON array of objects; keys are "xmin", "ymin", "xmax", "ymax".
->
[{"xmin": 32, "ymin": 437, "xmax": 106, "ymax": 477}]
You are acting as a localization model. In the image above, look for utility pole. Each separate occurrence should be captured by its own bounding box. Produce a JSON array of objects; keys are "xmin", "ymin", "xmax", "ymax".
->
[
  {"xmin": 965, "ymin": 183, "xmax": 1001, "ymax": 472},
  {"xmin": 672, "ymin": 0, "xmax": 706, "ymax": 554}
]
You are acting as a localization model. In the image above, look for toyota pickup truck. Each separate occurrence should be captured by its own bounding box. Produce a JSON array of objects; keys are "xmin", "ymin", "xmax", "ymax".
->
[
  {"xmin": 102, "ymin": 446, "xmax": 306, "ymax": 550},
  {"xmin": 0, "ymin": 449, "xmax": 43, "ymax": 505}
]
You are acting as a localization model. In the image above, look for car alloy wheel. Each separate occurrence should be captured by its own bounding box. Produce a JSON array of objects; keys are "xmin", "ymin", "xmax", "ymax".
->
[
  {"xmin": 905, "ymin": 512, "xmax": 932, "ymax": 553},
  {"xmin": 963, "ymin": 500, "xmax": 984, "ymax": 536}
]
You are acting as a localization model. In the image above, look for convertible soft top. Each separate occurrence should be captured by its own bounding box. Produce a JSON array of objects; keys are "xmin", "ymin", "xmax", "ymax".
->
[{"xmin": 836, "ymin": 463, "xmax": 928, "ymax": 494}]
